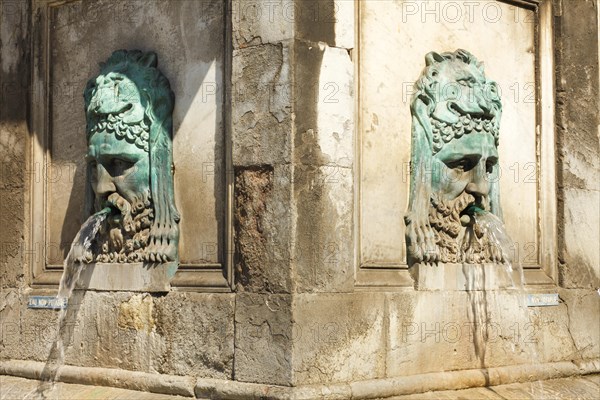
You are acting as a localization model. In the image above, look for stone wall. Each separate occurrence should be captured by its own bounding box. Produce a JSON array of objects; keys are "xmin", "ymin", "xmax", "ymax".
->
[
  {"xmin": 0, "ymin": 0, "xmax": 599, "ymax": 397},
  {"xmin": 555, "ymin": 0, "xmax": 600, "ymax": 289},
  {"xmin": 553, "ymin": 0, "xmax": 600, "ymax": 368},
  {"xmin": 0, "ymin": 0, "xmax": 30, "ymax": 290}
]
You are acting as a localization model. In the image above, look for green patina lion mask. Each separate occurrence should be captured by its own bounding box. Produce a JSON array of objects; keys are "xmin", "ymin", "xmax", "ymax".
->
[
  {"xmin": 405, "ymin": 49, "xmax": 505, "ymax": 266},
  {"xmin": 83, "ymin": 50, "xmax": 179, "ymax": 264}
]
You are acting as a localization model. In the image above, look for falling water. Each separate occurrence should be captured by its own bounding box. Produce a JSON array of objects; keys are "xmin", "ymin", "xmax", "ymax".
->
[
  {"xmin": 474, "ymin": 211, "xmax": 524, "ymax": 287},
  {"xmin": 57, "ymin": 207, "xmax": 111, "ymax": 299},
  {"xmin": 470, "ymin": 210, "xmax": 543, "ymax": 395},
  {"xmin": 462, "ymin": 259, "xmax": 489, "ymax": 368},
  {"xmin": 463, "ymin": 210, "xmax": 517, "ymax": 367},
  {"xmin": 34, "ymin": 208, "xmax": 111, "ymax": 398}
]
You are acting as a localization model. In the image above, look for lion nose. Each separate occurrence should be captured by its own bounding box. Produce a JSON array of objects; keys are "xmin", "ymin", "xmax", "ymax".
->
[{"xmin": 479, "ymin": 101, "xmax": 490, "ymax": 113}]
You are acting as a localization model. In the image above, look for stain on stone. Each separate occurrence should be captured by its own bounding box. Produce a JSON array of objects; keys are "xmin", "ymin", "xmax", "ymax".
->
[
  {"xmin": 234, "ymin": 165, "xmax": 274, "ymax": 291},
  {"xmin": 118, "ymin": 294, "xmax": 155, "ymax": 333},
  {"xmin": 296, "ymin": 129, "xmax": 331, "ymax": 166}
]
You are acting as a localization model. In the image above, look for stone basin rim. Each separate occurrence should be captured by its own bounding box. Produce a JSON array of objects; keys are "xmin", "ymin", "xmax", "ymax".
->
[{"xmin": 1, "ymin": 358, "xmax": 598, "ymax": 399}]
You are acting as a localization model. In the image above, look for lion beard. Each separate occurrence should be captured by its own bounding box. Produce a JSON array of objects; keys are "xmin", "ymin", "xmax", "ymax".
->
[
  {"xmin": 91, "ymin": 190, "xmax": 154, "ymax": 263},
  {"xmin": 406, "ymin": 191, "xmax": 506, "ymax": 264}
]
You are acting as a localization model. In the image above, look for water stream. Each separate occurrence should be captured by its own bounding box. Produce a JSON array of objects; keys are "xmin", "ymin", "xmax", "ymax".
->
[
  {"xmin": 34, "ymin": 208, "xmax": 111, "ymax": 399},
  {"xmin": 469, "ymin": 210, "xmax": 543, "ymax": 395}
]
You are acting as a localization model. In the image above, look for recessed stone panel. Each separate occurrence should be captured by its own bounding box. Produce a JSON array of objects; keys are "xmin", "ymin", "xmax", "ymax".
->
[
  {"xmin": 358, "ymin": 0, "xmax": 538, "ymax": 268},
  {"xmin": 45, "ymin": 0, "xmax": 225, "ymax": 269}
]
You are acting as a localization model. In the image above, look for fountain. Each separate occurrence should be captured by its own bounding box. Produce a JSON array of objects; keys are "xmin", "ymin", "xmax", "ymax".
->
[
  {"xmin": 404, "ymin": 49, "xmax": 540, "ymax": 370},
  {"xmin": 34, "ymin": 50, "xmax": 181, "ymax": 397}
]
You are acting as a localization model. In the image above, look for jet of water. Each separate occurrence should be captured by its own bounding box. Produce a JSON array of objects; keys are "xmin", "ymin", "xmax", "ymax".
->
[
  {"xmin": 57, "ymin": 207, "xmax": 111, "ymax": 299},
  {"xmin": 35, "ymin": 207, "xmax": 111, "ymax": 398}
]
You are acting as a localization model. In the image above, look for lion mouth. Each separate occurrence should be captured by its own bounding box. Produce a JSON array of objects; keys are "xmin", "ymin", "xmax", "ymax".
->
[
  {"xmin": 94, "ymin": 102, "xmax": 134, "ymax": 119},
  {"xmin": 448, "ymin": 102, "xmax": 495, "ymax": 121}
]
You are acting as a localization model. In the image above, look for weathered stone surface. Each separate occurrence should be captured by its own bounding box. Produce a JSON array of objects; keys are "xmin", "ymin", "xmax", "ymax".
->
[
  {"xmin": 293, "ymin": 164, "xmax": 353, "ymax": 293},
  {"xmin": 559, "ymin": 289, "xmax": 600, "ymax": 361},
  {"xmin": 527, "ymin": 301, "xmax": 579, "ymax": 364},
  {"xmin": 389, "ymin": 386, "xmax": 503, "ymax": 399},
  {"xmin": 0, "ymin": 360, "xmax": 196, "ymax": 397},
  {"xmin": 291, "ymin": 42, "xmax": 354, "ymax": 293},
  {"xmin": 0, "ymin": 375, "xmax": 187, "ymax": 400},
  {"xmin": 293, "ymin": 43, "xmax": 353, "ymax": 169},
  {"xmin": 388, "ymin": 375, "xmax": 600, "ymax": 400},
  {"xmin": 555, "ymin": 0, "xmax": 600, "ymax": 290},
  {"xmin": 232, "ymin": 0, "xmax": 294, "ymax": 48},
  {"xmin": 490, "ymin": 375, "xmax": 600, "ymax": 400},
  {"xmin": 232, "ymin": 44, "xmax": 292, "ymax": 166},
  {"xmin": 0, "ymin": 188, "xmax": 25, "ymax": 289},
  {"xmin": 385, "ymin": 290, "xmax": 580, "ymax": 377},
  {"xmin": 0, "ymin": 0, "xmax": 29, "ymax": 289},
  {"xmin": 234, "ymin": 293, "xmax": 292, "ymax": 386},
  {"xmin": 153, "ymin": 293, "xmax": 235, "ymax": 379},
  {"xmin": 77, "ymin": 263, "xmax": 177, "ymax": 292},
  {"xmin": 291, "ymin": 293, "xmax": 386, "ymax": 385},
  {"xmin": 234, "ymin": 165, "xmax": 292, "ymax": 293},
  {"xmin": 0, "ymin": 290, "xmax": 234, "ymax": 379},
  {"xmin": 558, "ymin": 188, "xmax": 600, "ymax": 288},
  {"xmin": 65, "ymin": 291, "xmax": 157, "ymax": 373},
  {"xmin": 0, "ymin": 289, "xmax": 60, "ymax": 363}
]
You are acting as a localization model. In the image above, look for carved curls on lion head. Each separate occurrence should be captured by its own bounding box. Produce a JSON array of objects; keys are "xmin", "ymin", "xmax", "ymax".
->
[{"xmin": 411, "ymin": 49, "xmax": 502, "ymax": 154}]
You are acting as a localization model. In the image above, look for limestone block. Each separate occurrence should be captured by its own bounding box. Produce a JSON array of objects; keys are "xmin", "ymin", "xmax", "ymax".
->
[
  {"xmin": 0, "ymin": 290, "xmax": 27, "ymax": 360},
  {"xmin": 152, "ymin": 293, "xmax": 235, "ymax": 379},
  {"xmin": 66, "ymin": 291, "xmax": 157, "ymax": 372},
  {"xmin": 556, "ymin": 0, "xmax": 600, "ymax": 193},
  {"xmin": 0, "ymin": 187, "xmax": 25, "ymax": 288},
  {"xmin": 234, "ymin": 293, "xmax": 293, "ymax": 386},
  {"xmin": 232, "ymin": 0, "xmax": 294, "ymax": 48},
  {"xmin": 232, "ymin": 44, "xmax": 292, "ymax": 166},
  {"xmin": 294, "ymin": 43, "xmax": 353, "ymax": 169},
  {"xmin": 76, "ymin": 263, "xmax": 177, "ymax": 293},
  {"xmin": 1, "ymin": 291, "xmax": 236, "ymax": 379},
  {"xmin": 291, "ymin": 293, "xmax": 386, "ymax": 385},
  {"xmin": 559, "ymin": 188, "xmax": 600, "ymax": 288},
  {"xmin": 491, "ymin": 375, "xmax": 600, "ymax": 400},
  {"xmin": 293, "ymin": 164, "xmax": 353, "ymax": 293},
  {"xmin": 332, "ymin": 0, "xmax": 355, "ymax": 50},
  {"xmin": 0, "ymin": 289, "xmax": 60, "ymax": 362},
  {"xmin": 526, "ymin": 303, "xmax": 579, "ymax": 364},
  {"xmin": 0, "ymin": 0, "xmax": 28, "ymax": 289},
  {"xmin": 559, "ymin": 289, "xmax": 600, "ymax": 361},
  {"xmin": 385, "ymin": 291, "xmax": 552, "ymax": 377}
]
